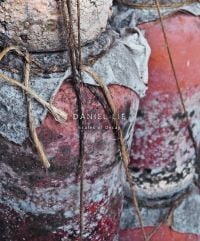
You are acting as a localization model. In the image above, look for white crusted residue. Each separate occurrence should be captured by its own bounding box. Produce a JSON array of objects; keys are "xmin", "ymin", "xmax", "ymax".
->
[{"xmin": 130, "ymin": 86, "xmax": 200, "ymax": 199}]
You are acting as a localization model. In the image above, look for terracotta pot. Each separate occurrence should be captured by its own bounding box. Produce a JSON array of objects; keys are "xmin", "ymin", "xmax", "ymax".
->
[
  {"xmin": 119, "ymin": 225, "xmax": 200, "ymax": 241},
  {"xmin": 0, "ymin": 82, "xmax": 140, "ymax": 241},
  {"xmin": 129, "ymin": 13, "xmax": 200, "ymax": 203}
]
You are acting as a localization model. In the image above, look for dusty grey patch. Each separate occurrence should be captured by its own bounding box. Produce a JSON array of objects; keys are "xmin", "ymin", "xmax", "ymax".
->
[
  {"xmin": 111, "ymin": 2, "xmax": 200, "ymax": 30},
  {"xmin": 82, "ymin": 28, "xmax": 150, "ymax": 98},
  {"xmin": 120, "ymin": 198, "xmax": 169, "ymax": 229},
  {"xmin": 0, "ymin": 70, "xmax": 69, "ymax": 144},
  {"xmin": 172, "ymin": 191, "xmax": 200, "ymax": 235},
  {"xmin": 121, "ymin": 188, "xmax": 200, "ymax": 232}
]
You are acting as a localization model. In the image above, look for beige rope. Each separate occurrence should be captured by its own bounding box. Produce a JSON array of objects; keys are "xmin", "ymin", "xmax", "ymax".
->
[
  {"xmin": 24, "ymin": 51, "xmax": 50, "ymax": 169},
  {"xmin": 0, "ymin": 46, "xmax": 29, "ymax": 62},
  {"xmin": 0, "ymin": 72, "xmax": 67, "ymax": 123},
  {"xmin": 82, "ymin": 66, "xmax": 147, "ymax": 241},
  {"xmin": 0, "ymin": 46, "xmax": 67, "ymax": 123},
  {"xmin": 0, "ymin": 46, "xmax": 68, "ymax": 168}
]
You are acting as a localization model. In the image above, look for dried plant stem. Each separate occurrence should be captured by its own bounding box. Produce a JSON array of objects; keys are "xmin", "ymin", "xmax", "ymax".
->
[
  {"xmin": 24, "ymin": 52, "xmax": 50, "ymax": 169},
  {"xmin": 83, "ymin": 66, "xmax": 147, "ymax": 241}
]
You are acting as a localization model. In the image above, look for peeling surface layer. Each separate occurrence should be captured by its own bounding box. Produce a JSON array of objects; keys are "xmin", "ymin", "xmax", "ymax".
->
[
  {"xmin": 128, "ymin": 14, "xmax": 200, "ymax": 199},
  {"xmin": 0, "ymin": 83, "xmax": 139, "ymax": 240},
  {"xmin": 0, "ymin": 29, "xmax": 150, "ymax": 144}
]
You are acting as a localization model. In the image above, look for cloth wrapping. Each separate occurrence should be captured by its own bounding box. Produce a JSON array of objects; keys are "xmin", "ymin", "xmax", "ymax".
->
[
  {"xmin": 112, "ymin": 2, "xmax": 200, "ymax": 29},
  {"xmin": 0, "ymin": 27, "xmax": 150, "ymax": 144}
]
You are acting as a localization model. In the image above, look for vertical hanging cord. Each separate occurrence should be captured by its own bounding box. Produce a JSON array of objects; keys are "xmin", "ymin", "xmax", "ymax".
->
[
  {"xmin": 62, "ymin": 0, "xmax": 85, "ymax": 239},
  {"xmin": 65, "ymin": 0, "xmax": 77, "ymax": 75},
  {"xmin": 77, "ymin": 0, "xmax": 81, "ymax": 73},
  {"xmin": 154, "ymin": 0, "xmax": 198, "ymax": 158},
  {"xmin": 24, "ymin": 51, "xmax": 51, "ymax": 170},
  {"xmin": 82, "ymin": 67, "xmax": 147, "ymax": 241},
  {"xmin": 62, "ymin": 1, "xmax": 146, "ymax": 240},
  {"xmin": 76, "ymin": 0, "xmax": 85, "ymax": 240}
]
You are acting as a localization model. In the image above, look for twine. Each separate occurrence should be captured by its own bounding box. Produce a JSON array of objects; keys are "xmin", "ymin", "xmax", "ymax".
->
[
  {"xmin": 82, "ymin": 65, "xmax": 147, "ymax": 241},
  {"xmin": 118, "ymin": 0, "xmax": 199, "ymax": 9},
  {"xmin": 0, "ymin": 46, "xmax": 68, "ymax": 168},
  {"xmin": 0, "ymin": 47, "xmax": 67, "ymax": 123}
]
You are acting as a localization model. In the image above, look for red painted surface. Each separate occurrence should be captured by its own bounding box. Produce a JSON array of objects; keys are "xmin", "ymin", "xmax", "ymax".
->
[
  {"xmin": 119, "ymin": 225, "xmax": 200, "ymax": 241},
  {"xmin": 131, "ymin": 13, "xmax": 200, "ymax": 169},
  {"xmin": 129, "ymin": 13, "xmax": 200, "ymax": 198},
  {"xmin": 0, "ymin": 82, "xmax": 139, "ymax": 241}
]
